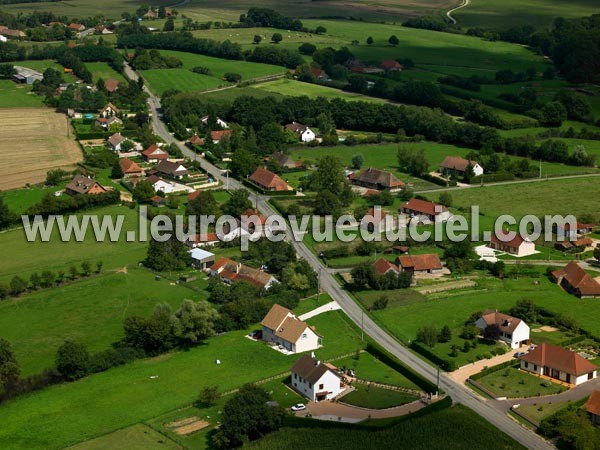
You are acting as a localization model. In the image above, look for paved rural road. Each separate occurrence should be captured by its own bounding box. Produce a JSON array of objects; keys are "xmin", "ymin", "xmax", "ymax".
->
[
  {"xmin": 446, "ymin": 0, "xmax": 470, "ymax": 24},
  {"xmin": 128, "ymin": 64, "xmax": 555, "ymax": 449}
]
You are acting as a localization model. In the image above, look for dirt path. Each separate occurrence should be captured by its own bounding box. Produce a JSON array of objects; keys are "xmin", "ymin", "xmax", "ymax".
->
[
  {"xmin": 446, "ymin": 0, "xmax": 470, "ymax": 24},
  {"xmin": 296, "ymin": 398, "xmax": 431, "ymax": 422},
  {"xmin": 449, "ymin": 352, "xmax": 517, "ymax": 384}
]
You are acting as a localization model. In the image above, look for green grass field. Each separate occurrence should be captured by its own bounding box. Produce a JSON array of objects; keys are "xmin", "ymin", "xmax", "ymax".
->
[
  {"xmin": 0, "ymin": 310, "xmax": 364, "ymax": 450},
  {"xmin": 335, "ymin": 352, "xmax": 421, "ymax": 389},
  {"xmin": 454, "ymin": 0, "xmax": 600, "ymax": 29},
  {"xmin": 0, "ymin": 268, "xmax": 208, "ymax": 375},
  {"xmin": 85, "ymin": 62, "xmax": 127, "ymax": 84},
  {"xmin": 477, "ymin": 367, "xmax": 567, "ymax": 399},
  {"xmin": 0, "ymin": 80, "xmax": 44, "ymax": 108},
  {"xmin": 66, "ymin": 424, "xmax": 183, "ymax": 450},
  {"xmin": 341, "ymin": 385, "xmax": 418, "ymax": 409},
  {"xmin": 143, "ymin": 69, "xmax": 227, "ymax": 95},
  {"xmin": 1, "ymin": 185, "xmax": 67, "ymax": 214},
  {"xmin": 0, "ymin": 205, "xmax": 146, "ymax": 284}
]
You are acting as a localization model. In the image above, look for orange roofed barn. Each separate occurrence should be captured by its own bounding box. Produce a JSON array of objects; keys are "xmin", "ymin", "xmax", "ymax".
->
[
  {"xmin": 520, "ymin": 343, "xmax": 597, "ymax": 386},
  {"xmin": 249, "ymin": 167, "xmax": 293, "ymax": 192},
  {"xmin": 209, "ymin": 258, "xmax": 278, "ymax": 290},
  {"xmin": 552, "ymin": 261, "xmax": 600, "ymax": 298}
]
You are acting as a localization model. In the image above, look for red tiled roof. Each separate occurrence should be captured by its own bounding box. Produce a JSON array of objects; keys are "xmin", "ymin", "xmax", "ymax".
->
[
  {"xmin": 188, "ymin": 135, "xmax": 204, "ymax": 145},
  {"xmin": 552, "ymin": 261, "xmax": 600, "ymax": 297},
  {"xmin": 104, "ymin": 78, "xmax": 119, "ymax": 93},
  {"xmin": 397, "ymin": 254, "xmax": 442, "ymax": 271},
  {"xmin": 211, "ymin": 129, "xmax": 231, "ymax": 141},
  {"xmin": 249, "ymin": 167, "xmax": 292, "ymax": 191},
  {"xmin": 187, "ymin": 190, "xmax": 201, "ymax": 201},
  {"xmin": 119, "ymin": 158, "xmax": 142, "ymax": 174},
  {"xmin": 521, "ymin": 343, "xmax": 597, "ymax": 376},
  {"xmin": 491, "ymin": 230, "xmax": 526, "ymax": 248},
  {"xmin": 189, "ymin": 233, "xmax": 219, "ymax": 244},
  {"xmin": 401, "ymin": 198, "xmax": 447, "ymax": 216},
  {"xmin": 585, "ymin": 391, "xmax": 600, "ymax": 416},
  {"xmin": 562, "ymin": 222, "xmax": 595, "ymax": 232},
  {"xmin": 373, "ymin": 258, "xmax": 398, "ymax": 276},
  {"xmin": 142, "ymin": 144, "xmax": 169, "ymax": 159},
  {"xmin": 380, "ymin": 60, "xmax": 402, "ymax": 70}
]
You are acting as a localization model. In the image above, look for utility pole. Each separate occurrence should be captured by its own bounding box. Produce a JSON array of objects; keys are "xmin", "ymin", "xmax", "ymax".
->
[
  {"xmin": 226, "ymin": 170, "xmax": 229, "ymax": 190},
  {"xmin": 436, "ymin": 366, "xmax": 440, "ymax": 397},
  {"xmin": 539, "ymin": 159, "xmax": 542, "ymax": 178},
  {"xmin": 361, "ymin": 309, "xmax": 364, "ymax": 342}
]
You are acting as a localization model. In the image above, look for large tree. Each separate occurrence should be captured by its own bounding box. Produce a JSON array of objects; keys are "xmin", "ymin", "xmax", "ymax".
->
[
  {"xmin": 56, "ymin": 340, "xmax": 90, "ymax": 380},
  {"xmin": 186, "ymin": 191, "xmax": 219, "ymax": 217},
  {"xmin": 223, "ymin": 189, "xmax": 252, "ymax": 217},
  {"xmin": 214, "ymin": 384, "xmax": 284, "ymax": 448},
  {"xmin": 0, "ymin": 338, "xmax": 20, "ymax": 398},
  {"xmin": 171, "ymin": 300, "xmax": 219, "ymax": 345},
  {"xmin": 310, "ymin": 155, "xmax": 352, "ymax": 205}
]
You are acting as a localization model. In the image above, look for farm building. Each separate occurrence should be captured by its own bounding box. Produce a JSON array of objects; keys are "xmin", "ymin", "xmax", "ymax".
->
[
  {"xmin": 261, "ymin": 304, "xmax": 322, "ymax": 354},
  {"xmin": 189, "ymin": 248, "xmax": 215, "ymax": 270},
  {"xmin": 474, "ymin": 311, "xmax": 530, "ymax": 349},
  {"xmin": 13, "ymin": 66, "xmax": 43, "ymax": 84},
  {"xmin": 400, "ymin": 198, "xmax": 452, "ymax": 223},
  {"xmin": 351, "ymin": 167, "xmax": 404, "ymax": 192},
  {"xmin": 554, "ymin": 221, "xmax": 596, "ymax": 240},
  {"xmin": 489, "ymin": 231, "xmax": 536, "ymax": 257},
  {"xmin": 373, "ymin": 258, "xmax": 400, "ymax": 277},
  {"xmin": 270, "ymin": 152, "xmax": 298, "ymax": 169},
  {"xmin": 380, "ymin": 60, "xmax": 403, "ymax": 71},
  {"xmin": 520, "ymin": 343, "xmax": 597, "ymax": 386},
  {"xmin": 552, "ymin": 261, "xmax": 600, "ymax": 298},
  {"xmin": 210, "ymin": 258, "xmax": 278, "ymax": 290},
  {"xmin": 290, "ymin": 354, "xmax": 344, "ymax": 402},
  {"xmin": 249, "ymin": 167, "xmax": 293, "ymax": 192},
  {"xmin": 396, "ymin": 254, "xmax": 443, "ymax": 275},
  {"xmin": 439, "ymin": 156, "xmax": 484, "ymax": 177},
  {"xmin": 185, "ymin": 233, "xmax": 220, "ymax": 248}
]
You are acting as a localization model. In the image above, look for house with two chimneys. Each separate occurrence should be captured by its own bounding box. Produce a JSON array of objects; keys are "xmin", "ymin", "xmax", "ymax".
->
[
  {"xmin": 350, "ymin": 168, "xmax": 404, "ymax": 192},
  {"xmin": 474, "ymin": 311, "xmax": 530, "ymax": 349},
  {"xmin": 520, "ymin": 343, "xmax": 597, "ymax": 386},
  {"xmin": 439, "ymin": 156, "xmax": 484, "ymax": 178},
  {"xmin": 400, "ymin": 198, "xmax": 452, "ymax": 223},
  {"xmin": 552, "ymin": 261, "xmax": 600, "ymax": 298},
  {"xmin": 489, "ymin": 230, "xmax": 536, "ymax": 257},
  {"xmin": 285, "ymin": 122, "xmax": 316, "ymax": 143},
  {"xmin": 261, "ymin": 304, "xmax": 322, "ymax": 354},
  {"xmin": 249, "ymin": 167, "xmax": 293, "ymax": 192},
  {"xmin": 290, "ymin": 354, "xmax": 344, "ymax": 402},
  {"xmin": 210, "ymin": 258, "xmax": 279, "ymax": 290}
]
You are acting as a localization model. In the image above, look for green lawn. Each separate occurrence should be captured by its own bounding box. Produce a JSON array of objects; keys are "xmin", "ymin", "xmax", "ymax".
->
[
  {"xmin": 0, "ymin": 268, "xmax": 208, "ymax": 375},
  {"xmin": 85, "ymin": 62, "xmax": 127, "ymax": 84},
  {"xmin": 1, "ymin": 0, "xmax": 174, "ymax": 19},
  {"xmin": 0, "ymin": 80, "xmax": 44, "ymax": 108},
  {"xmin": 0, "ymin": 310, "xmax": 364, "ymax": 450},
  {"xmin": 248, "ymin": 403, "xmax": 525, "ymax": 450},
  {"xmin": 342, "ymin": 384, "xmax": 418, "ymax": 409},
  {"xmin": 1, "ymin": 185, "xmax": 66, "ymax": 214},
  {"xmin": 518, "ymin": 401, "xmax": 574, "ymax": 423},
  {"xmin": 476, "ymin": 367, "xmax": 567, "ymax": 399},
  {"xmin": 0, "ymin": 205, "xmax": 147, "ymax": 284},
  {"xmin": 143, "ymin": 68, "xmax": 227, "ymax": 96},
  {"xmin": 335, "ymin": 352, "xmax": 421, "ymax": 389},
  {"xmin": 66, "ymin": 424, "xmax": 183, "ymax": 450}
]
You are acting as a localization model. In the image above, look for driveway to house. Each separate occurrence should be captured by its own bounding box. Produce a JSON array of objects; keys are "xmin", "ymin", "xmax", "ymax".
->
[
  {"xmin": 298, "ymin": 301, "xmax": 341, "ymax": 321},
  {"xmin": 449, "ymin": 352, "xmax": 518, "ymax": 384},
  {"xmin": 295, "ymin": 398, "xmax": 428, "ymax": 422}
]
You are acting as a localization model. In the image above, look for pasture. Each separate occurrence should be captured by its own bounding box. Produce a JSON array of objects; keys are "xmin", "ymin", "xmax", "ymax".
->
[
  {"xmin": 143, "ymin": 68, "xmax": 227, "ymax": 95},
  {"xmin": 0, "ymin": 108, "xmax": 81, "ymax": 190},
  {"xmin": 0, "ymin": 310, "xmax": 364, "ymax": 450},
  {"xmin": 85, "ymin": 62, "xmax": 127, "ymax": 84},
  {"xmin": 453, "ymin": 0, "xmax": 600, "ymax": 29},
  {"xmin": 66, "ymin": 424, "xmax": 182, "ymax": 450},
  {"xmin": 0, "ymin": 80, "xmax": 44, "ymax": 108}
]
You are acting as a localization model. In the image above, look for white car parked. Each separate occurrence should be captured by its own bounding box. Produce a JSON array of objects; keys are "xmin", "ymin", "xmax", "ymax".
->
[{"xmin": 291, "ymin": 404, "xmax": 306, "ymax": 411}]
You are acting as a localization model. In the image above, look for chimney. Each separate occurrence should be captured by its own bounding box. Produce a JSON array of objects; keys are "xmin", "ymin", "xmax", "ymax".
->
[
  {"xmin": 316, "ymin": 360, "xmax": 321, "ymax": 367},
  {"xmin": 311, "ymin": 351, "xmax": 315, "ymax": 359}
]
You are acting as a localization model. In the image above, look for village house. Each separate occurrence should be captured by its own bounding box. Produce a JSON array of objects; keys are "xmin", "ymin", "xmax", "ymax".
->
[
  {"xmin": 96, "ymin": 115, "xmax": 122, "ymax": 130},
  {"xmin": 143, "ymin": 8, "xmax": 158, "ymax": 19},
  {"xmin": 189, "ymin": 248, "xmax": 215, "ymax": 270},
  {"xmin": 489, "ymin": 230, "xmax": 536, "ymax": 257},
  {"xmin": 474, "ymin": 311, "xmax": 530, "ymax": 349},
  {"xmin": 361, "ymin": 208, "xmax": 398, "ymax": 233},
  {"xmin": 400, "ymin": 198, "xmax": 452, "ymax": 223},
  {"xmin": 104, "ymin": 78, "xmax": 120, "ymax": 93},
  {"xmin": 439, "ymin": 156, "xmax": 484, "ymax": 178},
  {"xmin": 68, "ymin": 23, "xmax": 85, "ymax": 32},
  {"xmin": 119, "ymin": 158, "xmax": 143, "ymax": 177},
  {"xmin": 13, "ymin": 66, "xmax": 43, "ymax": 84},
  {"xmin": 380, "ymin": 60, "xmax": 403, "ymax": 71},
  {"xmin": 584, "ymin": 391, "xmax": 600, "ymax": 425},
  {"xmin": 200, "ymin": 115, "xmax": 229, "ymax": 129},
  {"xmin": 65, "ymin": 175, "xmax": 107, "ymax": 196},
  {"xmin": 520, "ymin": 343, "xmax": 597, "ymax": 386},
  {"xmin": 261, "ymin": 304, "xmax": 322, "ymax": 354},
  {"xmin": 285, "ymin": 122, "xmax": 316, "ymax": 143},
  {"xmin": 310, "ymin": 67, "xmax": 328, "ymax": 80},
  {"xmin": 146, "ymin": 174, "xmax": 194, "ymax": 194},
  {"xmin": 249, "ymin": 167, "xmax": 293, "ymax": 192},
  {"xmin": 187, "ymin": 129, "xmax": 232, "ymax": 145},
  {"xmin": 150, "ymin": 195, "xmax": 166, "ymax": 207},
  {"xmin": 99, "ymin": 102, "xmax": 120, "ymax": 118},
  {"xmin": 210, "ymin": 258, "xmax": 279, "ymax": 290},
  {"xmin": 107, "ymin": 132, "xmax": 127, "ymax": 151},
  {"xmin": 552, "ymin": 261, "xmax": 600, "ymax": 298},
  {"xmin": 351, "ymin": 167, "xmax": 404, "ymax": 192},
  {"xmin": 290, "ymin": 354, "xmax": 344, "ymax": 402},
  {"xmin": 154, "ymin": 160, "xmax": 189, "ymax": 180},
  {"xmin": 142, "ymin": 144, "xmax": 169, "ymax": 163},
  {"xmin": 185, "ymin": 232, "xmax": 220, "ymax": 248},
  {"xmin": 555, "ymin": 221, "xmax": 596, "ymax": 240},
  {"xmin": 373, "ymin": 258, "xmax": 400, "ymax": 277},
  {"xmin": 2, "ymin": 29, "xmax": 26, "ymax": 38},
  {"xmin": 397, "ymin": 254, "xmax": 443, "ymax": 275},
  {"xmin": 270, "ymin": 151, "xmax": 299, "ymax": 169}
]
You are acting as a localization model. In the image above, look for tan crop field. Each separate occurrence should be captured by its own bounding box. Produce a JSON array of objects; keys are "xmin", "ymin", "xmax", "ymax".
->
[{"xmin": 0, "ymin": 108, "xmax": 82, "ymax": 190}]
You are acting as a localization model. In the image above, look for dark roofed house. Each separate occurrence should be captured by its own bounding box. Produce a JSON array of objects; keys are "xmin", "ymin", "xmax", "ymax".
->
[
  {"xmin": 155, "ymin": 160, "xmax": 189, "ymax": 179},
  {"xmin": 290, "ymin": 354, "xmax": 344, "ymax": 402},
  {"xmin": 439, "ymin": 156, "xmax": 484, "ymax": 177},
  {"xmin": 474, "ymin": 311, "xmax": 530, "ymax": 349},
  {"xmin": 401, "ymin": 198, "xmax": 452, "ymax": 223},
  {"xmin": 585, "ymin": 391, "xmax": 600, "ymax": 425},
  {"xmin": 552, "ymin": 261, "xmax": 600, "ymax": 298},
  {"xmin": 520, "ymin": 343, "xmax": 597, "ymax": 385},
  {"xmin": 107, "ymin": 132, "xmax": 126, "ymax": 151},
  {"xmin": 270, "ymin": 152, "xmax": 297, "ymax": 169},
  {"xmin": 249, "ymin": 167, "xmax": 293, "ymax": 192},
  {"xmin": 285, "ymin": 122, "xmax": 316, "ymax": 143},
  {"xmin": 352, "ymin": 167, "xmax": 404, "ymax": 191},
  {"xmin": 104, "ymin": 78, "xmax": 120, "ymax": 93},
  {"xmin": 396, "ymin": 254, "xmax": 443, "ymax": 274},
  {"xmin": 65, "ymin": 175, "xmax": 107, "ymax": 196}
]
